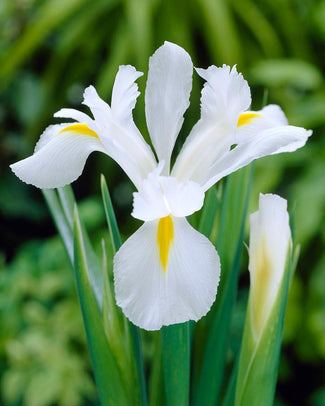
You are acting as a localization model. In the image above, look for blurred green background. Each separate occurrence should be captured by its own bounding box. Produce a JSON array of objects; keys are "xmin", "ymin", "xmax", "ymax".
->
[{"xmin": 0, "ymin": 0, "xmax": 324, "ymax": 405}]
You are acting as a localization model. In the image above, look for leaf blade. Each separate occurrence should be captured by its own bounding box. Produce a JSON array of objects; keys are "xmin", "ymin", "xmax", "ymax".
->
[
  {"xmin": 100, "ymin": 175, "xmax": 147, "ymax": 406},
  {"xmin": 73, "ymin": 205, "xmax": 130, "ymax": 406},
  {"xmin": 58, "ymin": 185, "xmax": 103, "ymax": 309},
  {"xmin": 194, "ymin": 165, "xmax": 254, "ymax": 406},
  {"xmin": 42, "ymin": 188, "xmax": 74, "ymax": 264}
]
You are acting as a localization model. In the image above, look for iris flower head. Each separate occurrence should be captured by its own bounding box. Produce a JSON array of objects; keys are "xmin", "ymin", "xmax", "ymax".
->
[{"xmin": 11, "ymin": 42, "xmax": 311, "ymax": 330}]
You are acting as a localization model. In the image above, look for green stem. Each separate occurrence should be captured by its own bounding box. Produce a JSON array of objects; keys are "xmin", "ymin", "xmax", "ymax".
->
[{"xmin": 162, "ymin": 322, "xmax": 190, "ymax": 406}]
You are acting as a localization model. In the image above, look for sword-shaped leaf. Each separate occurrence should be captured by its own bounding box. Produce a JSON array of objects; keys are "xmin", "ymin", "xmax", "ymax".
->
[{"xmin": 74, "ymin": 206, "xmax": 130, "ymax": 405}]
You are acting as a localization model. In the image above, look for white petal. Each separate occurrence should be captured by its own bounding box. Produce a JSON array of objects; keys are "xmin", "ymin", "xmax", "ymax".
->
[
  {"xmin": 132, "ymin": 166, "xmax": 205, "ymax": 221},
  {"xmin": 83, "ymin": 85, "xmax": 157, "ymax": 189},
  {"xmin": 114, "ymin": 217, "xmax": 220, "ymax": 330},
  {"xmin": 54, "ymin": 108, "xmax": 95, "ymax": 128},
  {"xmin": 34, "ymin": 123, "xmax": 68, "ymax": 152},
  {"xmin": 172, "ymin": 65, "xmax": 251, "ymax": 183},
  {"xmin": 145, "ymin": 41, "xmax": 193, "ymax": 172},
  {"xmin": 10, "ymin": 125, "xmax": 106, "ymax": 188},
  {"xmin": 202, "ymin": 125, "xmax": 312, "ymax": 191},
  {"xmin": 196, "ymin": 65, "xmax": 251, "ymax": 124},
  {"xmin": 111, "ymin": 65, "xmax": 143, "ymax": 127},
  {"xmin": 249, "ymin": 193, "xmax": 291, "ymax": 338}
]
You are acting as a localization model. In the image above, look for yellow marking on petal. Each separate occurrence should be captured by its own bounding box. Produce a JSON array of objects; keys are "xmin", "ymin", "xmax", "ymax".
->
[
  {"xmin": 157, "ymin": 215, "xmax": 174, "ymax": 271},
  {"xmin": 58, "ymin": 123, "xmax": 99, "ymax": 139},
  {"xmin": 251, "ymin": 235, "xmax": 272, "ymax": 337},
  {"xmin": 237, "ymin": 112, "xmax": 262, "ymax": 128}
]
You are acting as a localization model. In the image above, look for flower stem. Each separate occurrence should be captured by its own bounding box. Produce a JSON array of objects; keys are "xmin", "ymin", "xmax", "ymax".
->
[{"xmin": 162, "ymin": 322, "xmax": 190, "ymax": 406}]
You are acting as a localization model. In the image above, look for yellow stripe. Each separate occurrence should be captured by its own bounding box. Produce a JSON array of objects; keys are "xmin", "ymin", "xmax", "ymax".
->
[
  {"xmin": 58, "ymin": 123, "xmax": 99, "ymax": 139},
  {"xmin": 157, "ymin": 215, "xmax": 174, "ymax": 271},
  {"xmin": 237, "ymin": 112, "xmax": 261, "ymax": 127},
  {"xmin": 251, "ymin": 236, "xmax": 272, "ymax": 336}
]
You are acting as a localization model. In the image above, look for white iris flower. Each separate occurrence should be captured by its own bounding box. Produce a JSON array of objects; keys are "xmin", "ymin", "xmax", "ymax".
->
[{"xmin": 10, "ymin": 42, "xmax": 311, "ymax": 330}]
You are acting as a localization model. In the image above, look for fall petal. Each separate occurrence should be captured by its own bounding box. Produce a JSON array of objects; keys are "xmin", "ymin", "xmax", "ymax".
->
[{"xmin": 114, "ymin": 217, "xmax": 220, "ymax": 330}]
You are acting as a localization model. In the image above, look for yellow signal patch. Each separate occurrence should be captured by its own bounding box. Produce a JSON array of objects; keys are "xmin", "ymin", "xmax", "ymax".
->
[
  {"xmin": 237, "ymin": 112, "xmax": 261, "ymax": 128},
  {"xmin": 157, "ymin": 215, "xmax": 174, "ymax": 271},
  {"xmin": 59, "ymin": 123, "xmax": 99, "ymax": 139}
]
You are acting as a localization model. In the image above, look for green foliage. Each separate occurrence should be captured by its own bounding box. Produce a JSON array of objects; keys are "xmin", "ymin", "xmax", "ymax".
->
[
  {"xmin": 100, "ymin": 175, "xmax": 147, "ymax": 406},
  {"xmin": 73, "ymin": 206, "xmax": 131, "ymax": 405},
  {"xmin": 0, "ymin": 237, "xmax": 97, "ymax": 406},
  {"xmin": 193, "ymin": 166, "xmax": 253, "ymax": 406}
]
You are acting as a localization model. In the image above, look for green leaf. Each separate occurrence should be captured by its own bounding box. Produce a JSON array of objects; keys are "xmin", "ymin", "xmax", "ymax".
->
[
  {"xmin": 222, "ymin": 355, "xmax": 239, "ymax": 406},
  {"xmin": 234, "ymin": 251, "xmax": 295, "ymax": 406},
  {"xmin": 198, "ymin": 186, "xmax": 221, "ymax": 240},
  {"xmin": 44, "ymin": 186, "xmax": 104, "ymax": 310},
  {"xmin": 124, "ymin": 0, "xmax": 154, "ymax": 71},
  {"xmin": 58, "ymin": 186, "xmax": 103, "ymax": 309},
  {"xmin": 231, "ymin": 0, "xmax": 283, "ymax": 57},
  {"xmin": 162, "ymin": 323, "xmax": 190, "ymax": 406},
  {"xmin": 0, "ymin": 0, "xmax": 88, "ymax": 87},
  {"xmin": 57, "ymin": 186, "xmax": 75, "ymax": 228},
  {"xmin": 101, "ymin": 240, "xmax": 132, "ymax": 381},
  {"xmin": 42, "ymin": 189, "xmax": 74, "ymax": 264},
  {"xmin": 96, "ymin": 21, "xmax": 131, "ymax": 96},
  {"xmin": 250, "ymin": 59, "xmax": 323, "ymax": 90},
  {"xmin": 194, "ymin": 165, "xmax": 254, "ymax": 406},
  {"xmin": 100, "ymin": 175, "xmax": 121, "ymax": 252},
  {"xmin": 73, "ymin": 206, "xmax": 130, "ymax": 406},
  {"xmin": 197, "ymin": 0, "xmax": 242, "ymax": 65},
  {"xmin": 100, "ymin": 175, "xmax": 147, "ymax": 406}
]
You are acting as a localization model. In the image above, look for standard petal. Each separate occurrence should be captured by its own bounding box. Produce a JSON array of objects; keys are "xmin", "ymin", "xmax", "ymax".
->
[
  {"xmin": 83, "ymin": 84, "xmax": 157, "ymax": 189},
  {"xmin": 10, "ymin": 124, "xmax": 106, "ymax": 188},
  {"xmin": 111, "ymin": 65, "xmax": 143, "ymax": 128},
  {"xmin": 114, "ymin": 217, "xmax": 220, "ymax": 330},
  {"xmin": 202, "ymin": 125, "xmax": 312, "ymax": 191},
  {"xmin": 145, "ymin": 41, "xmax": 193, "ymax": 172},
  {"xmin": 172, "ymin": 65, "xmax": 251, "ymax": 184},
  {"xmin": 196, "ymin": 65, "xmax": 251, "ymax": 124}
]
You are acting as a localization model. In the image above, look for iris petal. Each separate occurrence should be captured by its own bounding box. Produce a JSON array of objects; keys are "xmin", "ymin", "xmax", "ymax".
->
[
  {"xmin": 10, "ymin": 124, "xmax": 106, "ymax": 189},
  {"xmin": 235, "ymin": 104, "xmax": 288, "ymax": 144},
  {"xmin": 202, "ymin": 125, "xmax": 312, "ymax": 191},
  {"xmin": 172, "ymin": 65, "xmax": 251, "ymax": 184},
  {"xmin": 114, "ymin": 217, "xmax": 220, "ymax": 330},
  {"xmin": 145, "ymin": 41, "xmax": 193, "ymax": 173},
  {"xmin": 83, "ymin": 82, "xmax": 156, "ymax": 189}
]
